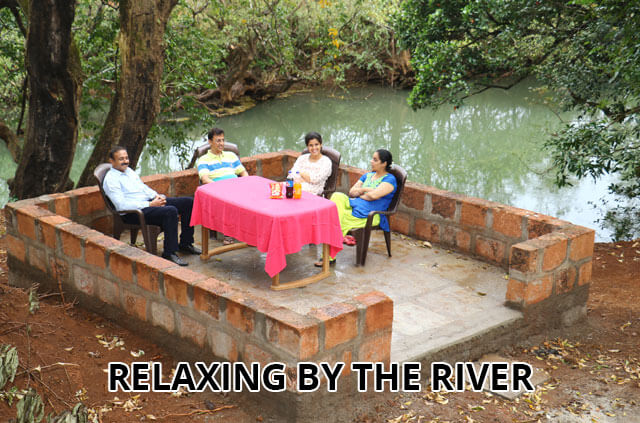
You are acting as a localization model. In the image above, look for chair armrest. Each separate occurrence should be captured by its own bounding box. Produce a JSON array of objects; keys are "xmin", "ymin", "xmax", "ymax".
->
[
  {"xmin": 119, "ymin": 209, "xmax": 149, "ymax": 227},
  {"xmin": 364, "ymin": 208, "xmax": 396, "ymax": 231}
]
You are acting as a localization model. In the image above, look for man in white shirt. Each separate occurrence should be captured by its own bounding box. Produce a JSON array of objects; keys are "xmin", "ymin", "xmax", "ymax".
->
[{"xmin": 103, "ymin": 146, "xmax": 201, "ymax": 266}]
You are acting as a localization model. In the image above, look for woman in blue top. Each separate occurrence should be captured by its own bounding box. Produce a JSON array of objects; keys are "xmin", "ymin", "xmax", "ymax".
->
[{"xmin": 315, "ymin": 149, "xmax": 397, "ymax": 267}]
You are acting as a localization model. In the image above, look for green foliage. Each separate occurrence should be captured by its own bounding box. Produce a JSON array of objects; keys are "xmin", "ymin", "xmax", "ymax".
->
[
  {"xmin": 47, "ymin": 403, "xmax": 88, "ymax": 423},
  {"xmin": 0, "ymin": 7, "xmax": 27, "ymax": 127},
  {"xmin": 16, "ymin": 389, "xmax": 44, "ymax": 423},
  {"xmin": 395, "ymin": 0, "xmax": 640, "ymax": 239},
  {"xmin": 0, "ymin": 344, "xmax": 19, "ymax": 390}
]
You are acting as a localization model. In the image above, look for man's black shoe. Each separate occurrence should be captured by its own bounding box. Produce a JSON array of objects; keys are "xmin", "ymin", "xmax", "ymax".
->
[
  {"xmin": 162, "ymin": 253, "xmax": 188, "ymax": 266},
  {"xmin": 179, "ymin": 244, "xmax": 202, "ymax": 255}
]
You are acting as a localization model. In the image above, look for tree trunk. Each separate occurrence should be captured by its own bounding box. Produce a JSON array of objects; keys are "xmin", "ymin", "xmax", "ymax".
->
[
  {"xmin": 10, "ymin": 0, "xmax": 81, "ymax": 200},
  {"xmin": 76, "ymin": 0, "xmax": 177, "ymax": 188}
]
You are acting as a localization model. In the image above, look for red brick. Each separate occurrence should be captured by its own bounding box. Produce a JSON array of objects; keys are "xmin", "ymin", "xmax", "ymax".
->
[
  {"xmin": 258, "ymin": 153, "xmax": 284, "ymax": 178},
  {"xmin": 347, "ymin": 167, "xmax": 366, "ymax": 187},
  {"xmin": 461, "ymin": 201, "xmax": 487, "ymax": 228},
  {"xmin": 527, "ymin": 214, "xmax": 568, "ymax": 239},
  {"xmin": 506, "ymin": 278, "xmax": 525, "ymax": 304},
  {"xmin": 510, "ymin": 243, "xmax": 538, "ymax": 273},
  {"xmin": 284, "ymin": 153, "xmax": 298, "ymax": 171},
  {"xmin": 140, "ymin": 174, "xmax": 170, "ymax": 195},
  {"xmin": 568, "ymin": 228, "xmax": 595, "ymax": 261},
  {"xmin": 354, "ymin": 291, "xmax": 393, "ymax": 334},
  {"xmin": 402, "ymin": 184, "xmax": 425, "ymax": 210},
  {"xmin": 226, "ymin": 299, "xmax": 255, "ymax": 333},
  {"xmin": 59, "ymin": 223, "xmax": 94, "ymax": 259},
  {"xmin": 89, "ymin": 215, "xmax": 112, "ymax": 235},
  {"xmin": 358, "ymin": 331, "xmax": 391, "ymax": 363},
  {"xmin": 110, "ymin": 246, "xmax": 145, "ymax": 283},
  {"xmin": 17, "ymin": 206, "xmax": 52, "ymax": 240},
  {"xmin": 49, "ymin": 193, "xmax": 71, "ymax": 218},
  {"xmin": 178, "ymin": 314, "xmax": 206, "ymax": 347},
  {"xmin": 455, "ymin": 230, "xmax": 471, "ymax": 252},
  {"xmin": 172, "ymin": 169, "xmax": 198, "ymax": 196},
  {"xmin": 493, "ymin": 207, "xmax": 524, "ymax": 239},
  {"xmin": 85, "ymin": 235, "xmax": 123, "ymax": 269},
  {"xmin": 390, "ymin": 213, "xmax": 410, "ymax": 234},
  {"xmin": 241, "ymin": 158, "xmax": 257, "ymax": 176},
  {"xmin": 123, "ymin": 289, "xmax": 147, "ymax": 321},
  {"xmin": 309, "ymin": 303, "xmax": 358, "ymax": 350},
  {"xmin": 194, "ymin": 280, "xmax": 228, "ymax": 320},
  {"xmin": 524, "ymin": 276, "xmax": 553, "ymax": 305},
  {"xmin": 265, "ymin": 309, "xmax": 319, "ymax": 359},
  {"xmin": 577, "ymin": 261, "xmax": 592, "ymax": 286},
  {"xmin": 164, "ymin": 267, "xmax": 206, "ymax": 306},
  {"xmin": 75, "ymin": 188, "xmax": 104, "ymax": 216},
  {"xmin": 542, "ymin": 238, "xmax": 568, "ymax": 271},
  {"xmin": 555, "ymin": 267, "xmax": 577, "ymax": 294},
  {"xmin": 431, "ymin": 192, "xmax": 456, "ymax": 219},
  {"xmin": 476, "ymin": 237, "xmax": 506, "ymax": 264},
  {"xmin": 135, "ymin": 255, "xmax": 174, "ymax": 293},
  {"xmin": 415, "ymin": 219, "xmax": 440, "ymax": 242},
  {"xmin": 39, "ymin": 215, "xmax": 71, "ymax": 249},
  {"xmin": 6, "ymin": 234, "xmax": 26, "ymax": 262}
]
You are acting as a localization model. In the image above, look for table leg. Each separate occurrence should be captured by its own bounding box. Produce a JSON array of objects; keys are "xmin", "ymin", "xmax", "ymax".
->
[
  {"xmin": 200, "ymin": 226, "xmax": 209, "ymax": 260},
  {"xmin": 270, "ymin": 244, "xmax": 332, "ymax": 291}
]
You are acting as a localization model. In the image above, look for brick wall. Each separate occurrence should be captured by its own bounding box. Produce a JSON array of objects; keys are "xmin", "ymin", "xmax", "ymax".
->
[
  {"xmin": 4, "ymin": 152, "xmax": 391, "ymax": 395},
  {"xmin": 330, "ymin": 155, "xmax": 595, "ymax": 312},
  {"xmin": 5, "ymin": 150, "xmax": 594, "ymax": 418}
]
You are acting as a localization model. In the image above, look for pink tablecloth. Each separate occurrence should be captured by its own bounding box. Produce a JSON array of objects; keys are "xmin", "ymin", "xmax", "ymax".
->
[{"xmin": 190, "ymin": 176, "xmax": 343, "ymax": 277}]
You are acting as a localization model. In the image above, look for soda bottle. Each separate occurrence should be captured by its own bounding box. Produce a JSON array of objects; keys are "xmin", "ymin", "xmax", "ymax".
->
[
  {"xmin": 286, "ymin": 171, "xmax": 294, "ymax": 198},
  {"xmin": 293, "ymin": 171, "xmax": 302, "ymax": 199}
]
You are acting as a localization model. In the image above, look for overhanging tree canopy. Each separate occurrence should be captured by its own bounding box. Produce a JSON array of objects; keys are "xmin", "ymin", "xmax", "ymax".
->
[{"xmin": 395, "ymin": 0, "xmax": 640, "ymax": 239}]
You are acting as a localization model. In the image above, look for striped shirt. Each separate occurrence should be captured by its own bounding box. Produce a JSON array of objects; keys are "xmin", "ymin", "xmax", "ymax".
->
[{"xmin": 196, "ymin": 151, "xmax": 246, "ymax": 182}]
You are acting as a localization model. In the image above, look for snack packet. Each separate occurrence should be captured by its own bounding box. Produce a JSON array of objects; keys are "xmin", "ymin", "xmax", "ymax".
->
[{"xmin": 269, "ymin": 182, "xmax": 284, "ymax": 199}]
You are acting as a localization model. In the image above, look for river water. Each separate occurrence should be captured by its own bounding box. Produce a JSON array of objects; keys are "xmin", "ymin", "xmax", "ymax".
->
[{"xmin": 0, "ymin": 84, "xmax": 621, "ymax": 240}]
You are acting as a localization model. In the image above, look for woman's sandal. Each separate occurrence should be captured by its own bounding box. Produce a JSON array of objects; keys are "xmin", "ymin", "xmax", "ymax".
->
[
  {"xmin": 343, "ymin": 235, "xmax": 356, "ymax": 246},
  {"xmin": 314, "ymin": 258, "xmax": 336, "ymax": 268}
]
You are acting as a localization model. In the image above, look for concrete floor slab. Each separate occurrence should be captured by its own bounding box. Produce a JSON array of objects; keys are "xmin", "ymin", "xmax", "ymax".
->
[{"xmin": 149, "ymin": 230, "xmax": 523, "ymax": 362}]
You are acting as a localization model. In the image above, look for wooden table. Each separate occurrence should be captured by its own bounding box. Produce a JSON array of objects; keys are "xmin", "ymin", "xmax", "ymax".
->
[{"xmin": 190, "ymin": 176, "xmax": 343, "ymax": 290}]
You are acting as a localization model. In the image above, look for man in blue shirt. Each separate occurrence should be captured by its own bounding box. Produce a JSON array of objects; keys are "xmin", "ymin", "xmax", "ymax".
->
[{"xmin": 103, "ymin": 146, "xmax": 201, "ymax": 266}]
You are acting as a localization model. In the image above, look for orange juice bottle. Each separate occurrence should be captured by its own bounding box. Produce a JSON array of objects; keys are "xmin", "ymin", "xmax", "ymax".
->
[{"xmin": 293, "ymin": 171, "xmax": 302, "ymax": 199}]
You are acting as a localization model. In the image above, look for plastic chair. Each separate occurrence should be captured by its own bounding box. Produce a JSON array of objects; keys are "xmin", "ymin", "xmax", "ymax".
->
[
  {"xmin": 349, "ymin": 164, "xmax": 408, "ymax": 266},
  {"xmin": 93, "ymin": 164, "xmax": 162, "ymax": 255},
  {"xmin": 187, "ymin": 141, "xmax": 240, "ymax": 169},
  {"xmin": 300, "ymin": 145, "xmax": 341, "ymax": 199}
]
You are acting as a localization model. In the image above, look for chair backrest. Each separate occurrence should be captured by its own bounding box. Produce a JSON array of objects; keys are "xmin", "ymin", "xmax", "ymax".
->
[
  {"xmin": 385, "ymin": 164, "xmax": 408, "ymax": 214},
  {"xmin": 93, "ymin": 163, "xmax": 118, "ymax": 214},
  {"xmin": 300, "ymin": 146, "xmax": 341, "ymax": 197},
  {"xmin": 187, "ymin": 141, "xmax": 241, "ymax": 169}
]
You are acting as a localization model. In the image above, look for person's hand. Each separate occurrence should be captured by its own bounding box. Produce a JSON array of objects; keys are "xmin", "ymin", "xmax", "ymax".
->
[
  {"xmin": 299, "ymin": 171, "xmax": 311, "ymax": 182},
  {"xmin": 149, "ymin": 195, "xmax": 166, "ymax": 207}
]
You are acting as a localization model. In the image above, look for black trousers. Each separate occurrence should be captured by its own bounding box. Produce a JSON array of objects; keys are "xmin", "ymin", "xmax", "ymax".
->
[{"xmin": 122, "ymin": 197, "xmax": 194, "ymax": 256}]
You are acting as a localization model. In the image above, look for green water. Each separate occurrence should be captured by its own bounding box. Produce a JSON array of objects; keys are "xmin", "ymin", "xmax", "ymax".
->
[
  {"xmin": 213, "ymin": 85, "xmax": 618, "ymax": 240},
  {"xmin": 0, "ymin": 84, "xmax": 621, "ymax": 240}
]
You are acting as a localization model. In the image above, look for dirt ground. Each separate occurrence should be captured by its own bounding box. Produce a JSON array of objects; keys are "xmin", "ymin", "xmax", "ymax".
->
[{"xmin": 1, "ymin": 224, "xmax": 638, "ymax": 422}]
